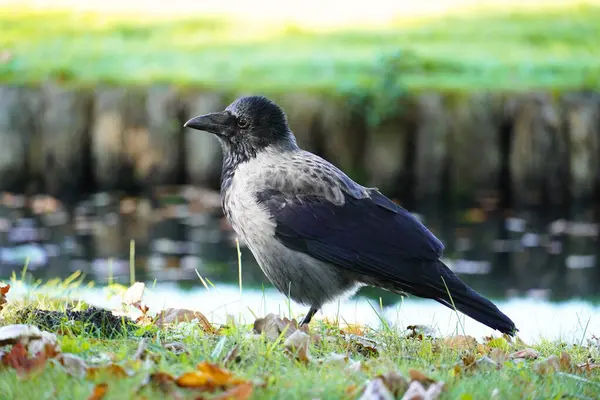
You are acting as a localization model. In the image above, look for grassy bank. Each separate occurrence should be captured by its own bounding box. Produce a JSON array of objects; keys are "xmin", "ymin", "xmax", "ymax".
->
[
  {"xmin": 0, "ymin": 275, "xmax": 599, "ymax": 400},
  {"xmin": 1, "ymin": 2, "xmax": 600, "ymax": 94}
]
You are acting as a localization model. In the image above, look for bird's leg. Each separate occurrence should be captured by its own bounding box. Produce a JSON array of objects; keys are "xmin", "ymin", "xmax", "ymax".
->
[{"xmin": 299, "ymin": 307, "xmax": 318, "ymax": 326}]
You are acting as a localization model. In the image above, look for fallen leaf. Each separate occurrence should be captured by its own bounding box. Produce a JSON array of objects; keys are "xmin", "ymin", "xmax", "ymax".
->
[
  {"xmin": 346, "ymin": 360, "xmax": 366, "ymax": 374},
  {"xmin": 163, "ymin": 342, "xmax": 188, "ymax": 355},
  {"xmin": 577, "ymin": 362, "xmax": 600, "ymax": 372},
  {"xmin": 176, "ymin": 371, "xmax": 212, "ymax": 389},
  {"xmin": 58, "ymin": 353, "xmax": 88, "ymax": 378},
  {"xmin": 197, "ymin": 361, "xmax": 246, "ymax": 385},
  {"xmin": 533, "ymin": 355, "xmax": 560, "ymax": 374},
  {"xmin": 135, "ymin": 314, "xmax": 154, "ymax": 326},
  {"xmin": 405, "ymin": 325, "xmax": 437, "ymax": 340},
  {"xmin": 253, "ymin": 313, "xmax": 306, "ymax": 341},
  {"xmin": 489, "ymin": 348, "xmax": 510, "ymax": 364},
  {"xmin": 213, "ymin": 382, "xmax": 253, "ymax": 400},
  {"xmin": 141, "ymin": 372, "xmax": 179, "ymax": 396},
  {"xmin": 0, "ymin": 284, "xmax": 10, "ymax": 312},
  {"xmin": 0, "ymin": 324, "xmax": 43, "ymax": 346},
  {"xmin": 223, "ymin": 344, "xmax": 240, "ymax": 366},
  {"xmin": 87, "ymin": 364, "xmax": 130, "ymax": 379},
  {"xmin": 486, "ymin": 337, "xmax": 509, "ymax": 352},
  {"xmin": 155, "ymin": 308, "xmax": 216, "ymax": 334},
  {"xmin": 27, "ymin": 331, "xmax": 59, "ymax": 357},
  {"xmin": 359, "ymin": 378, "xmax": 395, "ymax": 400},
  {"xmin": 443, "ymin": 335, "xmax": 478, "ymax": 351},
  {"xmin": 321, "ymin": 353, "xmax": 350, "ymax": 367},
  {"xmin": 283, "ymin": 330, "xmax": 311, "ymax": 364},
  {"xmin": 401, "ymin": 380, "xmax": 445, "ymax": 400},
  {"xmin": 379, "ymin": 371, "xmax": 409, "ymax": 397},
  {"xmin": 176, "ymin": 362, "xmax": 247, "ymax": 391},
  {"xmin": 87, "ymin": 383, "xmax": 108, "ymax": 400},
  {"xmin": 123, "ymin": 282, "xmax": 145, "ymax": 307},
  {"xmin": 2, "ymin": 342, "xmax": 49, "ymax": 378},
  {"xmin": 408, "ymin": 369, "xmax": 435, "ymax": 385},
  {"xmin": 559, "ymin": 351, "xmax": 573, "ymax": 371},
  {"xmin": 338, "ymin": 322, "xmax": 365, "ymax": 336},
  {"xmin": 344, "ymin": 334, "xmax": 380, "ymax": 357},
  {"xmin": 475, "ymin": 356, "xmax": 500, "ymax": 370},
  {"xmin": 510, "ymin": 348, "xmax": 539, "ymax": 360},
  {"xmin": 462, "ymin": 354, "xmax": 477, "ymax": 369}
]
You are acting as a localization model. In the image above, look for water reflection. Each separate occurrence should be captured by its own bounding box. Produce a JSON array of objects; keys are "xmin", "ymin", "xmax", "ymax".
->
[{"xmin": 0, "ymin": 187, "xmax": 598, "ymax": 304}]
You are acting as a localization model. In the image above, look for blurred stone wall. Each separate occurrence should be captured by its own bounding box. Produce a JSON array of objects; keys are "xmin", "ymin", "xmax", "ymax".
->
[{"xmin": 1, "ymin": 84, "xmax": 598, "ymax": 215}]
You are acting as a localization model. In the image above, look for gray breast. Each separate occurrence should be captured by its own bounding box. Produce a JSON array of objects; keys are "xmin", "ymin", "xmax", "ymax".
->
[{"xmin": 221, "ymin": 148, "xmax": 362, "ymax": 307}]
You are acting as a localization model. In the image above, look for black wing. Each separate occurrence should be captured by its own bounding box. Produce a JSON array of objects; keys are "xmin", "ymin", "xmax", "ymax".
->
[{"xmin": 256, "ymin": 188, "xmax": 445, "ymax": 291}]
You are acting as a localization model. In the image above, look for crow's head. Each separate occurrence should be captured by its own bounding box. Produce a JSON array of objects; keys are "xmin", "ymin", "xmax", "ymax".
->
[{"xmin": 184, "ymin": 96, "xmax": 294, "ymax": 158}]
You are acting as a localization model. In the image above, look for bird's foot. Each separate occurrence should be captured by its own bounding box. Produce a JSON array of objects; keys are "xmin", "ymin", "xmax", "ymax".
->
[{"xmin": 299, "ymin": 307, "xmax": 318, "ymax": 326}]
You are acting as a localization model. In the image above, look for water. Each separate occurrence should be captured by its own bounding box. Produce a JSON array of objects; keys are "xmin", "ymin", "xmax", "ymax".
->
[{"xmin": 0, "ymin": 186, "xmax": 599, "ymax": 342}]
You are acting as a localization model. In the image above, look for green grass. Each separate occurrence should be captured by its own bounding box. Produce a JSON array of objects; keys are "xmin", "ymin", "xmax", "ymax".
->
[
  {"xmin": 0, "ymin": 273, "xmax": 599, "ymax": 399},
  {"xmin": 1, "ymin": 2, "xmax": 600, "ymax": 94}
]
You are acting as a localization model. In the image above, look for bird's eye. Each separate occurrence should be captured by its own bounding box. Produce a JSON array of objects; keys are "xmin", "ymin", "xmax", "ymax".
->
[{"xmin": 237, "ymin": 118, "xmax": 249, "ymax": 129}]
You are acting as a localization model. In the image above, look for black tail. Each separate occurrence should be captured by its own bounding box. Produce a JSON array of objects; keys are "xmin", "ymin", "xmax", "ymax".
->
[{"xmin": 410, "ymin": 260, "xmax": 518, "ymax": 335}]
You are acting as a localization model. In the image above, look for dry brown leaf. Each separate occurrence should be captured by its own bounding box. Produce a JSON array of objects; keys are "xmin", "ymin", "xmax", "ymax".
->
[
  {"xmin": 408, "ymin": 369, "xmax": 435, "ymax": 385},
  {"xmin": 359, "ymin": 378, "xmax": 395, "ymax": 400},
  {"xmin": 87, "ymin": 383, "xmax": 108, "ymax": 400},
  {"xmin": 0, "ymin": 324, "xmax": 43, "ymax": 346},
  {"xmin": 253, "ymin": 313, "xmax": 306, "ymax": 341},
  {"xmin": 533, "ymin": 355, "xmax": 560, "ymax": 374},
  {"xmin": 141, "ymin": 372, "xmax": 180, "ymax": 397},
  {"xmin": 344, "ymin": 334, "xmax": 380, "ymax": 357},
  {"xmin": 58, "ymin": 353, "xmax": 88, "ymax": 378},
  {"xmin": 338, "ymin": 323, "xmax": 365, "ymax": 336},
  {"xmin": 453, "ymin": 354, "xmax": 498, "ymax": 376},
  {"xmin": 0, "ymin": 284, "xmax": 10, "ymax": 312},
  {"xmin": 401, "ymin": 380, "xmax": 445, "ymax": 400},
  {"xmin": 378, "ymin": 371, "xmax": 409, "ymax": 397},
  {"xmin": 405, "ymin": 325, "xmax": 437, "ymax": 340},
  {"xmin": 321, "ymin": 353, "xmax": 350, "ymax": 367},
  {"xmin": 346, "ymin": 360, "xmax": 367, "ymax": 374},
  {"xmin": 283, "ymin": 330, "xmax": 311, "ymax": 364},
  {"xmin": 27, "ymin": 331, "xmax": 60, "ymax": 357},
  {"xmin": 475, "ymin": 356, "xmax": 500, "ymax": 370},
  {"xmin": 155, "ymin": 308, "xmax": 216, "ymax": 334},
  {"xmin": 223, "ymin": 344, "xmax": 241, "ymax": 366},
  {"xmin": 443, "ymin": 335, "xmax": 478, "ymax": 351},
  {"xmin": 577, "ymin": 362, "xmax": 600, "ymax": 372},
  {"xmin": 87, "ymin": 364, "xmax": 130, "ymax": 379},
  {"xmin": 163, "ymin": 342, "xmax": 188, "ymax": 355},
  {"xmin": 510, "ymin": 348, "xmax": 539, "ymax": 360},
  {"xmin": 1, "ymin": 342, "xmax": 50, "ymax": 378},
  {"xmin": 489, "ymin": 348, "xmax": 510, "ymax": 364},
  {"xmin": 212, "ymin": 382, "xmax": 253, "ymax": 400},
  {"xmin": 123, "ymin": 282, "xmax": 145, "ymax": 306},
  {"xmin": 559, "ymin": 351, "xmax": 573, "ymax": 371}
]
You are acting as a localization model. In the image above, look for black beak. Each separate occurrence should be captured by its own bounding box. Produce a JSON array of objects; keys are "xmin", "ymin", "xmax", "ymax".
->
[{"xmin": 184, "ymin": 111, "xmax": 231, "ymax": 135}]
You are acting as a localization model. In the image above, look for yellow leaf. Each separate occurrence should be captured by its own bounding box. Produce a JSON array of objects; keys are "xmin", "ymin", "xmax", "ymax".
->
[
  {"xmin": 87, "ymin": 364, "xmax": 129, "ymax": 379},
  {"xmin": 487, "ymin": 337, "xmax": 509, "ymax": 351},
  {"xmin": 175, "ymin": 371, "xmax": 212, "ymax": 388},
  {"xmin": 87, "ymin": 383, "xmax": 108, "ymax": 400}
]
